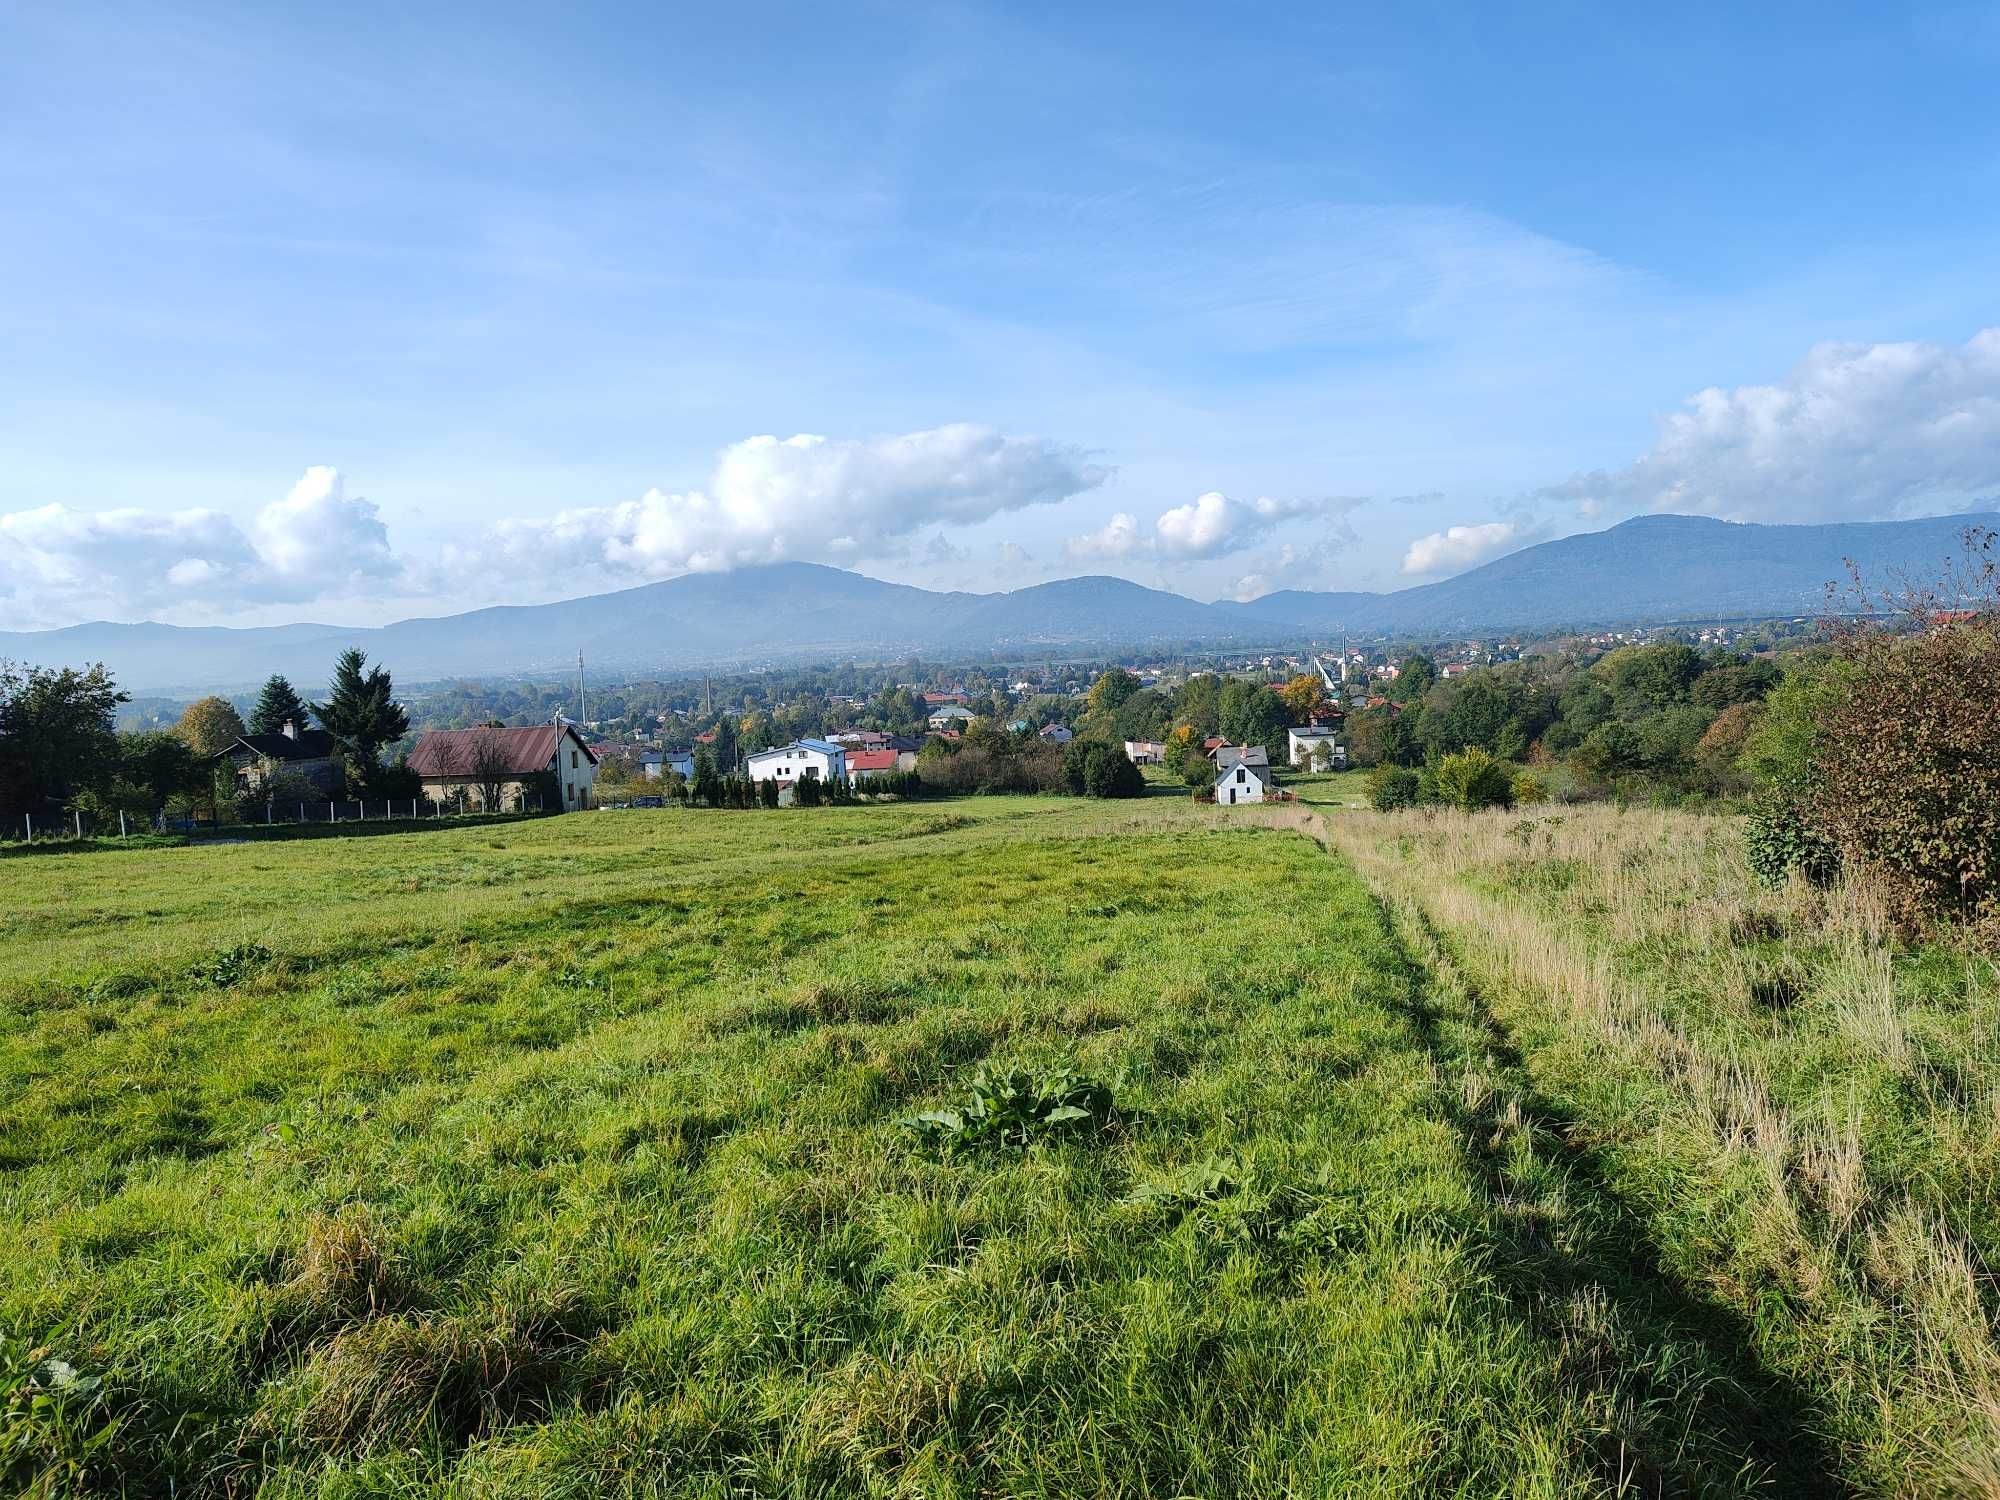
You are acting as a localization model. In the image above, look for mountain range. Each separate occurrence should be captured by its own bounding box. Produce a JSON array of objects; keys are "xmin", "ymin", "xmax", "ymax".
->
[{"xmin": 3, "ymin": 511, "xmax": 1989, "ymax": 695}]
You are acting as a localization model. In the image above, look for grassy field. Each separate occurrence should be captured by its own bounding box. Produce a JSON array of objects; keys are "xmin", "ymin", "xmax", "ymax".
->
[{"xmin": 2, "ymin": 795, "xmax": 1994, "ymax": 1495}]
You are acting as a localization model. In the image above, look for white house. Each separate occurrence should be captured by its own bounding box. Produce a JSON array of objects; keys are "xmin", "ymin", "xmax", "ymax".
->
[
  {"xmin": 746, "ymin": 738, "xmax": 847, "ymax": 786},
  {"xmin": 1287, "ymin": 727, "xmax": 1347, "ymax": 769},
  {"xmin": 926, "ymin": 704, "xmax": 977, "ymax": 730},
  {"xmin": 641, "ymin": 750, "xmax": 696, "ymax": 781},
  {"xmin": 1039, "ymin": 724, "xmax": 1074, "ymax": 745},
  {"xmin": 1124, "ymin": 739, "xmax": 1167, "ymax": 765},
  {"xmin": 1214, "ymin": 744, "xmax": 1272, "ymax": 806}
]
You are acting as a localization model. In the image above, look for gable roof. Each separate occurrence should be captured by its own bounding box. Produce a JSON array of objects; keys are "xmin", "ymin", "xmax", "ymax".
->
[
  {"xmin": 1214, "ymin": 743, "xmax": 1269, "ymax": 770},
  {"xmin": 846, "ymin": 748, "xmax": 900, "ymax": 772},
  {"xmin": 406, "ymin": 724, "xmax": 594, "ymax": 778},
  {"xmin": 215, "ymin": 728, "xmax": 337, "ymax": 762}
]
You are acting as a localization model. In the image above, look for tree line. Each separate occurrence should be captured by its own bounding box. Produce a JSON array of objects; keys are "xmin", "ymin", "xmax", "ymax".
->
[{"xmin": 0, "ymin": 648, "xmax": 412, "ymax": 823}]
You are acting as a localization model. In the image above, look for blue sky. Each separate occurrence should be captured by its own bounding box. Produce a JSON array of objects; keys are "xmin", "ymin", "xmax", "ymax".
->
[{"xmin": 3, "ymin": 1, "xmax": 1998, "ymax": 629}]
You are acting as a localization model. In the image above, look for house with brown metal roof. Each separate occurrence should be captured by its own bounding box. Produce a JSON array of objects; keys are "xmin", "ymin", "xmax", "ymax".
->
[{"xmin": 406, "ymin": 721, "xmax": 598, "ymax": 812}]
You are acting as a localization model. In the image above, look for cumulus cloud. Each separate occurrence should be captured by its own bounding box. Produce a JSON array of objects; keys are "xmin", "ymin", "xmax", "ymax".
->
[
  {"xmin": 1402, "ymin": 521, "xmax": 1521, "ymax": 576},
  {"xmin": 0, "ymin": 466, "xmax": 399, "ymax": 626},
  {"xmin": 1542, "ymin": 328, "xmax": 2000, "ymax": 523},
  {"xmin": 464, "ymin": 424, "xmax": 1106, "ymax": 582},
  {"xmin": 1068, "ymin": 490, "xmax": 1357, "ymax": 563}
]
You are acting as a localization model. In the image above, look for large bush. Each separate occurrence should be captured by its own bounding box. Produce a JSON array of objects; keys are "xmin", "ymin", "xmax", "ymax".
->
[
  {"xmin": 1432, "ymin": 748, "xmax": 1514, "ymax": 811},
  {"xmin": 1081, "ymin": 742, "xmax": 1145, "ymax": 799},
  {"xmin": 1806, "ymin": 618, "xmax": 2000, "ymax": 928},
  {"xmin": 1367, "ymin": 765, "xmax": 1420, "ymax": 810}
]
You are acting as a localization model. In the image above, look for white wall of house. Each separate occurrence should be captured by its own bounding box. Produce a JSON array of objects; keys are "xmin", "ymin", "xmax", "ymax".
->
[
  {"xmin": 555, "ymin": 730, "xmax": 597, "ymax": 809},
  {"xmin": 1287, "ymin": 729, "xmax": 1346, "ymax": 768},
  {"xmin": 746, "ymin": 741, "xmax": 847, "ymax": 784},
  {"xmin": 1215, "ymin": 761, "xmax": 1266, "ymax": 805}
]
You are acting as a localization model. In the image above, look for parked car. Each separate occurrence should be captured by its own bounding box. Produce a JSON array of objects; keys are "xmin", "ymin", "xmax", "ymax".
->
[{"xmin": 631, "ymin": 795, "xmax": 664, "ymax": 808}]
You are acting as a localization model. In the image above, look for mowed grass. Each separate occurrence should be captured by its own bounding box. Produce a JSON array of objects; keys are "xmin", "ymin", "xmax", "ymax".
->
[{"xmin": 2, "ymin": 800, "xmax": 1820, "ymax": 1496}]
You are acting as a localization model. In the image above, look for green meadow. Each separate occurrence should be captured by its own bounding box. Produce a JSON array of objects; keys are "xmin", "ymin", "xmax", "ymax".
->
[{"xmin": 1, "ymin": 796, "xmax": 1993, "ymax": 1495}]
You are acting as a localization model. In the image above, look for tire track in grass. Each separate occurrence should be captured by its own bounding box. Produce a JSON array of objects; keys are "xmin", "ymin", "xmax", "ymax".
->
[
  {"xmin": 1369, "ymin": 887, "xmax": 1854, "ymax": 1498},
  {"xmin": 1259, "ymin": 807, "xmax": 1852, "ymax": 1496}
]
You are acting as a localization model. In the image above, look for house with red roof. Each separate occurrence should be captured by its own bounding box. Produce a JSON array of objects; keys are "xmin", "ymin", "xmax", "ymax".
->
[{"xmin": 407, "ymin": 721, "xmax": 597, "ymax": 812}]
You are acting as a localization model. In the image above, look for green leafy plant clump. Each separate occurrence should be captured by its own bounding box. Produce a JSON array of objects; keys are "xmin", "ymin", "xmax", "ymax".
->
[{"xmin": 900, "ymin": 1065, "xmax": 1118, "ymax": 1151}]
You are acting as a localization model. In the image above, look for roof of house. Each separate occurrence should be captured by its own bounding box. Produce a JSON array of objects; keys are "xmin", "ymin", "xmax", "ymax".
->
[
  {"xmin": 746, "ymin": 738, "xmax": 844, "ymax": 764},
  {"xmin": 1038, "ymin": 723, "xmax": 1071, "ymax": 736},
  {"xmin": 921, "ymin": 691, "xmax": 968, "ymax": 704},
  {"xmin": 216, "ymin": 728, "xmax": 337, "ymax": 762},
  {"xmin": 927, "ymin": 703, "xmax": 976, "ymax": 720},
  {"xmin": 846, "ymin": 748, "xmax": 901, "ymax": 772},
  {"xmin": 1289, "ymin": 725, "xmax": 1339, "ymax": 739},
  {"xmin": 406, "ymin": 724, "xmax": 594, "ymax": 778},
  {"xmin": 1201, "ymin": 736, "xmax": 1227, "ymax": 751},
  {"xmin": 1215, "ymin": 744, "xmax": 1269, "ymax": 769}
]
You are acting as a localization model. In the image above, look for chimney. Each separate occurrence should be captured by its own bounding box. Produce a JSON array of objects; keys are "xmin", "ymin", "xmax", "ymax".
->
[{"xmin": 281, "ymin": 719, "xmax": 297, "ymax": 740}]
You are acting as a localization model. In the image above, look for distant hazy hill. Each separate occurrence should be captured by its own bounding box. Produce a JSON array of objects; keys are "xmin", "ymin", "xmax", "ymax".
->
[
  {"xmin": 2, "ymin": 512, "xmax": 1990, "ymax": 694},
  {"xmin": 1218, "ymin": 511, "xmax": 1998, "ymax": 635}
]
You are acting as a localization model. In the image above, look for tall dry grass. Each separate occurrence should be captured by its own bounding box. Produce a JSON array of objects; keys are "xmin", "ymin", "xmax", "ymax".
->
[{"xmin": 1326, "ymin": 802, "xmax": 2000, "ymax": 1493}]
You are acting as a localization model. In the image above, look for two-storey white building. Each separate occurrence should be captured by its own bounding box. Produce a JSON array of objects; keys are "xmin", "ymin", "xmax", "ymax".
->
[{"xmin": 745, "ymin": 738, "xmax": 847, "ymax": 786}]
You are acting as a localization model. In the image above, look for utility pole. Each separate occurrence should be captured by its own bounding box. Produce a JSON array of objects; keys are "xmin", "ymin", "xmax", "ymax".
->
[{"xmin": 577, "ymin": 650, "xmax": 586, "ymax": 727}]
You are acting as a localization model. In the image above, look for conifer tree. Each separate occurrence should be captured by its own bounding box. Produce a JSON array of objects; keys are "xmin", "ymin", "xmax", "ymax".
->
[
  {"xmin": 312, "ymin": 649, "xmax": 410, "ymax": 788},
  {"xmin": 248, "ymin": 674, "xmax": 311, "ymax": 737}
]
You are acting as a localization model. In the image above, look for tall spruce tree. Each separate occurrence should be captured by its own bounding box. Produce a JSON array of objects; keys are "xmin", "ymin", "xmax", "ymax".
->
[
  {"xmin": 312, "ymin": 649, "xmax": 410, "ymax": 788},
  {"xmin": 248, "ymin": 674, "xmax": 311, "ymax": 737}
]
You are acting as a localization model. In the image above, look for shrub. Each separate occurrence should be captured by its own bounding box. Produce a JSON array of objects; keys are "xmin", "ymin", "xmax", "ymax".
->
[
  {"xmin": 1510, "ymin": 770, "xmax": 1550, "ymax": 805},
  {"xmin": 1806, "ymin": 616, "xmax": 2000, "ymax": 928},
  {"xmin": 1081, "ymin": 742, "xmax": 1144, "ymax": 799},
  {"xmin": 1432, "ymin": 748, "xmax": 1513, "ymax": 811},
  {"xmin": 793, "ymin": 772, "xmax": 823, "ymax": 808},
  {"xmin": 1744, "ymin": 793, "xmax": 1840, "ymax": 889},
  {"xmin": 1367, "ymin": 765, "xmax": 1420, "ymax": 810},
  {"xmin": 757, "ymin": 777, "xmax": 780, "ymax": 809}
]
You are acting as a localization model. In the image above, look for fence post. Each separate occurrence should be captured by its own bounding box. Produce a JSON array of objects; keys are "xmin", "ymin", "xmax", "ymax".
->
[
  {"xmin": 119, "ymin": 810, "xmax": 127, "ymax": 839},
  {"xmin": 75, "ymin": 810, "xmax": 83, "ymax": 839},
  {"xmin": 328, "ymin": 801, "xmax": 334, "ymax": 823},
  {"xmin": 24, "ymin": 813, "xmax": 31, "ymax": 842}
]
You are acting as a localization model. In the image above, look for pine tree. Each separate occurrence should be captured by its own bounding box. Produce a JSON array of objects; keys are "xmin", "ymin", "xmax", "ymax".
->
[
  {"xmin": 248, "ymin": 675, "xmax": 311, "ymax": 737},
  {"xmin": 312, "ymin": 649, "xmax": 410, "ymax": 788}
]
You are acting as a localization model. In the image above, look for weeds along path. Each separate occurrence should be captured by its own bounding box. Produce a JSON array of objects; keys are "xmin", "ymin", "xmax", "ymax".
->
[
  {"xmin": 4, "ymin": 804, "xmax": 1796, "ymax": 1495},
  {"xmin": 1320, "ymin": 803, "xmax": 2000, "ymax": 1496}
]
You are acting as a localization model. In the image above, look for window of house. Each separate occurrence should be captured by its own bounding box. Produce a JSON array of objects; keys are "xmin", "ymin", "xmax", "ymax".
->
[
  {"xmin": 571, "ymin": 750, "xmax": 578, "ymax": 769},
  {"xmin": 1236, "ymin": 768, "xmax": 1245, "ymax": 783}
]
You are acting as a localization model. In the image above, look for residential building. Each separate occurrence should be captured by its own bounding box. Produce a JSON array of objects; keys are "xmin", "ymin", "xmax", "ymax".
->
[
  {"xmin": 927, "ymin": 704, "xmax": 978, "ymax": 730},
  {"xmin": 1038, "ymin": 724, "xmax": 1074, "ymax": 745},
  {"xmin": 1214, "ymin": 744, "xmax": 1271, "ymax": 806},
  {"xmin": 1124, "ymin": 739, "xmax": 1167, "ymax": 765},
  {"xmin": 640, "ymin": 750, "xmax": 695, "ymax": 781},
  {"xmin": 212, "ymin": 720, "xmax": 340, "ymax": 794},
  {"xmin": 745, "ymin": 738, "xmax": 847, "ymax": 786},
  {"xmin": 1287, "ymin": 727, "xmax": 1347, "ymax": 769},
  {"xmin": 407, "ymin": 722, "xmax": 598, "ymax": 811},
  {"xmin": 846, "ymin": 747, "xmax": 915, "ymax": 778}
]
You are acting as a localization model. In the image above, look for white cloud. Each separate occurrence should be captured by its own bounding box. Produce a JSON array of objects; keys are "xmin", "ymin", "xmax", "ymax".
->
[
  {"xmin": 465, "ymin": 424, "xmax": 1107, "ymax": 582},
  {"xmin": 1542, "ymin": 328, "xmax": 2000, "ymax": 523},
  {"xmin": 1402, "ymin": 521, "xmax": 1520, "ymax": 576},
  {"xmin": 1066, "ymin": 511, "xmax": 1145, "ymax": 561},
  {"xmin": 1069, "ymin": 490, "xmax": 1357, "ymax": 563},
  {"xmin": 0, "ymin": 468, "xmax": 400, "ymax": 626},
  {"xmin": 251, "ymin": 466, "xmax": 398, "ymax": 586}
]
